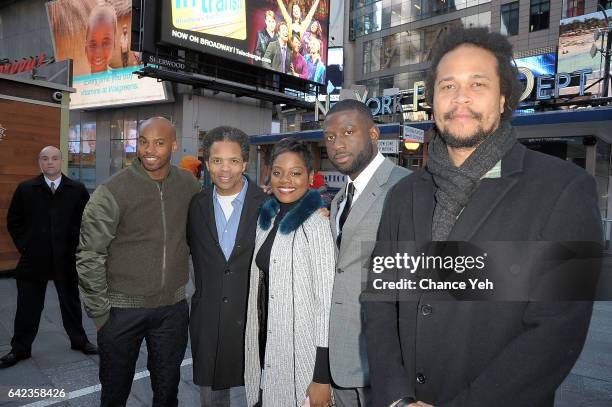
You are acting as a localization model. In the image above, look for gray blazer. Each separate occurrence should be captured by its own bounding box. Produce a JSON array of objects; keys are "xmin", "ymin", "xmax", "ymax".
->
[
  {"xmin": 262, "ymin": 39, "xmax": 292, "ymax": 73},
  {"xmin": 328, "ymin": 158, "xmax": 410, "ymax": 388}
]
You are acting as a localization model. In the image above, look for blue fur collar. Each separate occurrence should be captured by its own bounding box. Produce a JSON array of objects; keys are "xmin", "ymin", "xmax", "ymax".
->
[{"xmin": 259, "ymin": 190, "xmax": 324, "ymax": 234}]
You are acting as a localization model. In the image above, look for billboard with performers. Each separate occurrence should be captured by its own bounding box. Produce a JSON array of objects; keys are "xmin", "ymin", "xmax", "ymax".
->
[
  {"xmin": 46, "ymin": 0, "xmax": 168, "ymax": 109},
  {"xmin": 160, "ymin": 0, "xmax": 330, "ymax": 85},
  {"xmin": 558, "ymin": 8, "xmax": 612, "ymax": 97}
]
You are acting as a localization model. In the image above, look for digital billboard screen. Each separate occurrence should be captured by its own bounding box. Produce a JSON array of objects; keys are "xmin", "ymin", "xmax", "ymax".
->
[
  {"xmin": 514, "ymin": 53, "xmax": 556, "ymax": 77},
  {"xmin": 514, "ymin": 53, "xmax": 556, "ymax": 100},
  {"xmin": 46, "ymin": 0, "xmax": 168, "ymax": 109},
  {"xmin": 558, "ymin": 8, "xmax": 612, "ymax": 97},
  {"xmin": 160, "ymin": 0, "xmax": 330, "ymax": 85}
]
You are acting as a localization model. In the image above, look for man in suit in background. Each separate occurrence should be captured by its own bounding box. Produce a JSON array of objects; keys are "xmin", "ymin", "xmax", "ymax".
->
[
  {"xmin": 188, "ymin": 126, "xmax": 266, "ymax": 406},
  {"xmin": 323, "ymin": 99, "xmax": 410, "ymax": 406},
  {"xmin": 1, "ymin": 146, "xmax": 97, "ymax": 369},
  {"xmin": 366, "ymin": 27, "xmax": 601, "ymax": 407},
  {"xmin": 262, "ymin": 21, "xmax": 291, "ymax": 74}
]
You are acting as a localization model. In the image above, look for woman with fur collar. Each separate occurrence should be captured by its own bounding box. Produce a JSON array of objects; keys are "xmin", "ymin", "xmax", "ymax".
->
[{"xmin": 244, "ymin": 138, "xmax": 335, "ymax": 407}]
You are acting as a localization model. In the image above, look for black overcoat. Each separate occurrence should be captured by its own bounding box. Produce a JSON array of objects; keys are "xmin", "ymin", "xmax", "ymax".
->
[
  {"xmin": 7, "ymin": 174, "xmax": 89, "ymax": 280},
  {"xmin": 366, "ymin": 142, "xmax": 602, "ymax": 407},
  {"xmin": 187, "ymin": 179, "xmax": 266, "ymax": 389}
]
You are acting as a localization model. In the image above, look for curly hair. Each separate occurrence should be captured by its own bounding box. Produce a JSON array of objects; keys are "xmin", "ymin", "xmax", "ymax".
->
[
  {"xmin": 202, "ymin": 126, "xmax": 250, "ymax": 162},
  {"xmin": 269, "ymin": 137, "xmax": 313, "ymax": 172},
  {"xmin": 425, "ymin": 27, "xmax": 522, "ymax": 121}
]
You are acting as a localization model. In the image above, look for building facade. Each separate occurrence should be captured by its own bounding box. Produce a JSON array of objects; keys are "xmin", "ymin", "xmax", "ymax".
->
[{"xmin": 344, "ymin": 0, "xmax": 609, "ymax": 94}]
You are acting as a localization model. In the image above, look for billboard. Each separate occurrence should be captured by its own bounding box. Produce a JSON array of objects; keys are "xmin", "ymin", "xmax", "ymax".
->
[
  {"xmin": 326, "ymin": 47, "xmax": 343, "ymax": 95},
  {"xmin": 46, "ymin": 0, "xmax": 168, "ymax": 109},
  {"xmin": 160, "ymin": 0, "xmax": 330, "ymax": 85},
  {"xmin": 514, "ymin": 53, "xmax": 557, "ymax": 100},
  {"xmin": 558, "ymin": 9, "xmax": 612, "ymax": 97}
]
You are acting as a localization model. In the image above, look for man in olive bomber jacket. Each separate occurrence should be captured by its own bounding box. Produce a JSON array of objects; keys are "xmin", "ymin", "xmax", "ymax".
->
[{"xmin": 76, "ymin": 117, "xmax": 201, "ymax": 407}]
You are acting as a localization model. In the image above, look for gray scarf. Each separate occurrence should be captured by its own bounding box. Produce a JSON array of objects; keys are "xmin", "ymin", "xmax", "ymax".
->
[{"xmin": 427, "ymin": 121, "xmax": 516, "ymax": 241}]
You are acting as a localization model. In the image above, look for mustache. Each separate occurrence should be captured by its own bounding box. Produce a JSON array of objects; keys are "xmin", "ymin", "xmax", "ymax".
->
[{"xmin": 443, "ymin": 108, "xmax": 483, "ymax": 121}]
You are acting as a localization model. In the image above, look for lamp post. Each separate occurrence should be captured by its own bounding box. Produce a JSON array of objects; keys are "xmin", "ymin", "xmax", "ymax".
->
[{"xmin": 598, "ymin": 6, "xmax": 612, "ymax": 97}]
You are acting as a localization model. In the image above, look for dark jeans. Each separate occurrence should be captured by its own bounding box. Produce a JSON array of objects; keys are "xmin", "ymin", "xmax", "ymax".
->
[
  {"xmin": 11, "ymin": 277, "xmax": 88, "ymax": 355},
  {"xmin": 98, "ymin": 300, "xmax": 189, "ymax": 407}
]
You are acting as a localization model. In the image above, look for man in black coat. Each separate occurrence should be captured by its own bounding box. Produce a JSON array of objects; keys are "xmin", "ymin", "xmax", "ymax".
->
[
  {"xmin": 1, "ymin": 146, "xmax": 97, "ymax": 369},
  {"xmin": 187, "ymin": 127, "xmax": 266, "ymax": 406},
  {"xmin": 365, "ymin": 27, "xmax": 602, "ymax": 407}
]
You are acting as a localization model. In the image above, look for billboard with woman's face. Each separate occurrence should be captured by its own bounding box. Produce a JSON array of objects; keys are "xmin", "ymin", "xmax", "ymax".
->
[
  {"xmin": 160, "ymin": 0, "xmax": 330, "ymax": 85},
  {"xmin": 46, "ymin": 0, "xmax": 168, "ymax": 109}
]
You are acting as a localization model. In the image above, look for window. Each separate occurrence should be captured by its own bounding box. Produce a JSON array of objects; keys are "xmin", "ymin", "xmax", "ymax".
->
[
  {"xmin": 563, "ymin": 0, "xmax": 585, "ymax": 18},
  {"xmin": 529, "ymin": 0, "xmax": 549, "ymax": 32},
  {"xmin": 501, "ymin": 2, "xmax": 519, "ymax": 36},
  {"xmin": 400, "ymin": 31, "xmax": 422, "ymax": 65},
  {"xmin": 110, "ymin": 112, "xmax": 139, "ymax": 176},
  {"xmin": 65, "ymin": 122, "xmax": 97, "ymax": 190},
  {"xmin": 462, "ymin": 11, "xmax": 491, "ymax": 29},
  {"xmin": 80, "ymin": 123, "xmax": 97, "ymax": 189},
  {"xmin": 363, "ymin": 38, "xmax": 382, "ymax": 73},
  {"xmin": 371, "ymin": 38, "xmax": 382, "ymax": 72},
  {"xmin": 351, "ymin": 0, "xmax": 492, "ymax": 38},
  {"xmin": 381, "ymin": 33, "xmax": 401, "ymax": 70}
]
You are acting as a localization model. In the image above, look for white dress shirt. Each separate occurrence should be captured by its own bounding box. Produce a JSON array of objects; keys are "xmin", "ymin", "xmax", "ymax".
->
[{"xmin": 44, "ymin": 175, "xmax": 62, "ymax": 191}]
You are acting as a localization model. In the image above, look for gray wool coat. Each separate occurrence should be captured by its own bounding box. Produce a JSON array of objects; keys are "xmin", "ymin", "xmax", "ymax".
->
[{"xmin": 244, "ymin": 191, "xmax": 336, "ymax": 407}]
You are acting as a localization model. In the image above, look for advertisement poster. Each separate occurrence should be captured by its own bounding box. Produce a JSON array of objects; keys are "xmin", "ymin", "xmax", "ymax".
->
[
  {"xmin": 514, "ymin": 53, "xmax": 557, "ymax": 100},
  {"xmin": 558, "ymin": 9, "xmax": 612, "ymax": 97},
  {"xmin": 161, "ymin": 0, "xmax": 330, "ymax": 85},
  {"xmin": 46, "ymin": 0, "xmax": 167, "ymax": 109}
]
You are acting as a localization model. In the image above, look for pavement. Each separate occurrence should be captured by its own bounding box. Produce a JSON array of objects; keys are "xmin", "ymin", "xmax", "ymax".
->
[{"xmin": 0, "ymin": 275, "xmax": 610, "ymax": 406}]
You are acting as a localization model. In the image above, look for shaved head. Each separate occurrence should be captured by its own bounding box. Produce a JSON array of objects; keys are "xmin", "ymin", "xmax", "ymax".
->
[
  {"xmin": 139, "ymin": 117, "xmax": 176, "ymax": 140},
  {"xmin": 38, "ymin": 145, "xmax": 62, "ymax": 180},
  {"xmin": 137, "ymin": 117, "xmax": 178, "ymax": 180},
  {"xmin": 39, "ymin": 145, "xmax": 62, "ymax": 159}
]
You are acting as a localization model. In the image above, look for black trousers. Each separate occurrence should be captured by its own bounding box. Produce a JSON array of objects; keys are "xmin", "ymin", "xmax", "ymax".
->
[
  {"xmin": 11, "ymin": 277, "xmax": 88, "ymax": 355},
  {"xmin": 98, "ymin": 300, "xmax": 189, "ymax": 407}
]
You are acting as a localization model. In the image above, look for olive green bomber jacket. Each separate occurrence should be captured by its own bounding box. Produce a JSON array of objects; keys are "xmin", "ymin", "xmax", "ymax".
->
[{"xmin": 76, "ymin": 159, "xmax": 201, "ymax": 327}]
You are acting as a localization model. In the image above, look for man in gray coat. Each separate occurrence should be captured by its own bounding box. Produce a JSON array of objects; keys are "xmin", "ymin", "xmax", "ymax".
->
[{"xmin": 323, "ymin": 99, "xmax": 410, "ymax": 406}]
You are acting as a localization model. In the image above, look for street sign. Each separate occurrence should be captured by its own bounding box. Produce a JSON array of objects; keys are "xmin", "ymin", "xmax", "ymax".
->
[
  {"xmin": 377, "ymin": 139, "xmax": 399, "ymax": 154},
  {"xmin": 319, "ymin": 171, "xmax": 347, "ymax": 189},
  {"xmin": 404, "ymin": 125, "xmax": 425, "ymax": 143}
]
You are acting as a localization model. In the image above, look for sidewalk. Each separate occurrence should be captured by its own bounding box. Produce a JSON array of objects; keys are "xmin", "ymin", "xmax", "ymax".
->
[
  {"xmin": 0, "ymin": 275, "xmax": 610, "ymax": 406},
  {"xmin": 0, "ymin": 277, "xmax": 201, "ymax": 407}
]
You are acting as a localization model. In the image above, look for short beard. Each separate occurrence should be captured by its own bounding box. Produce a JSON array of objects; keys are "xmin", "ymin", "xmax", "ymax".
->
[
  {"xmin": 438, "ymin": 109, "xmax": 498, "ymax": 148},
  {"xmin": 336, "ymin": 141, "xmax": 374, "ymax": 176},
  {"xmin": 439, "ymin": 126, "xmax": 490, "ymax": 148}
]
